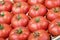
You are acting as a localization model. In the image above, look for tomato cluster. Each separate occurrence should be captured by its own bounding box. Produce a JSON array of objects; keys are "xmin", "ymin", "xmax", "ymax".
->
[{"xmin": 0, "ymin": 0, "xmax": 60, "ymax": 40}]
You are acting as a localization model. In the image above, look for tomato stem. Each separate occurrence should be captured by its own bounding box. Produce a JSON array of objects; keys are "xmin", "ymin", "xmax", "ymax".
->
[
  {"xmin": 0, "ymin": 12, "xmax": 4, "ymax": 16},
  {"xmin": 0, "ymin": 24, "xmax": 4, "ymax": 30},
  {"xmin": 17, "ymin": 3, "xmax": 21, "ymax": 7},
  {"xmin": 58, "ymin": 22, "xmax": 60, "ymax": 26},
  {"xmin": 35, "ymin": 18, "xmax": 40, "ymax": 22},
  {"xmin": 17, "ymin": 28, "xmax": 22, "ymax": 34},
  {"xmin": 34, "ymin": 6, "xmax": 39, "ymax": 10},
  {"xmin": 33, "ymin": 32, "xmax": 39, "ymax": 37},
  {"xmin": 16, "ymin": 15, "xmax": 21, "ymax": 20},
  {"xmin": 54, "ymin": 8, "xmax": 59, "ymax": 13},
  {"xmin": 1, "ymin": 2, "xmax": 5, "ymax": 5}
]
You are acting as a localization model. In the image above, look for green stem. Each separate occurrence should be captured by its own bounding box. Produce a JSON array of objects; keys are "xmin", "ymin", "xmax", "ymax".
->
[
  {"xmin": 1, "ymin": 2, "xmax": 5, "ymax": 5},
  {"xmin": 33, "ymin": 32, "xmax": 39, "ymax": 37},
  {"xmin": 16, "ymin": 15, "xmax": 21, "ymax": 20},
  {"xmin": 17, "ymin": 28, "xmax": 22, "ymax": 34},
  {"xmin": 0, "ymin": 12, "xmax": 4, "ymax": 16},
  {"xmin": 34, "ymin": 6, "xmax": 39, "ymax": 10},
  {"xmin": 17, "ymin": 3, "xmax": 21, "ymax": 7},
  {"xmin": 54, "ymin": 8, "xmax": 59, "ymax": 13},
  {"xmin": 35, "ymin": 18, "xmax": 40, "ymax": 23},
  {"xmin": 58, "ymin": 22, "xmax": 60, "ymax": 26},
  {"xmin": 0, "ymin": 24, "xmax": 4, "ymax": 30}
]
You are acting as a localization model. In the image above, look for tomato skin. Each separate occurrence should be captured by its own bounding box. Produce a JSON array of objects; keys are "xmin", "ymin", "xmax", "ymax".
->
[
  {"xmin": 0, "ymin": 38, "xmax": 5, "ymax": 40},
  {"xmin": 46, "ymin": 7, "xmax": 60, "ymax": 21},
  {"xmin": 0, "ymin": 1, "xmax": 12, "ymax": 12},
  {"xmin": 14, "ymin": 0, "xmax": 27, "ymax": 3},
  {"xmin": 48, "ymin": 19, "xmax": 60, "ymax": 36},
  {"xmin": 0, "ymin": 11, "xmax": 12, "ymax": 24},
  {"xmin": 28, "ymin": 0, "xmax": 45, "ymax": 5},
  {"xmin": 12, "ymin": 2, "xmax": 29, "ymax": 14},
  {"xmin": 9, "ymin": 27, "xmax": 30, "ymax": 40},
  {"xmin": 11, "ymin": 14, "xmax": 29, "ymax": 28},
  {"xmin": 0, "ymin": 24, "xmax": 12, "ymax": 38},
  {"xmin": 45, "ymin": 0, "xmax": 60, "ymax": 9},
  {"xmin": 28, "ymin": 16, "xmax": 48, "ymax": 32},
  {"xmin": 3, "ymin": 0, "xmax": 14, "ymax": 3},
  {"xmin": 28, "ymin": 30, "xmax": 50, "ymax": 40},
  {"xmin": 28, "ymin": 4, "xmax": 47, "ymax": 18}
]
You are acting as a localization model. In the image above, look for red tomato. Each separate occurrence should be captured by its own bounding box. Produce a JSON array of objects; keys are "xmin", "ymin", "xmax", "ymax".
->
[
  {"xmin": 14, "ymin": 0, "xmax": 27, "ymax": 3},
  {"xmin": 28, "ymin": 16, "xmax": 48, "ymax": 32},
  {"xmin": 48, "ymin": 19, "xmax": 60, "ymax": 36},
  {"xmin": 28, "ymin": 4, "xmax": 47, "ymax": 18},
  {"xmin": 46, "ymin": 7, "xmax": 60, "ymax": 21},
  {"xmin": 28, "ymin": 30, "xmax": 50, "ymax": 40},
  {"xmin": 0, "ymin": 1, "xmax": 12, "ymax": 12},
  {"xmin": 3, "ymin": 0, "xmax": 14, "ymax": 3},
  {"xmin": 0, "ymin": 11, "xmax": 12, "ymax": 24},
  {"xmin": 28, "ymin": 0, "xmax": 45, "ymax": 5},
  {"xmin": 0, "ymin": 24, "xmax": 12, "ymax": 38},
  {"xmin": 9, "ymin": 27, "xmax": 30, "ymax": 40},
  {"xmin": 11, "ymin": 14, "xmax": 29, "ymax": 28},
  {"xmin": 12, "ymin": 2, "xmax": 29, "ymax": 14},
  {"xmin": 45, "ymin": 0, "xmax": 60, "ymax": 9},
  {"xmin": 0, "ymin": 38, "xmax": 5, "ymax": 40}
]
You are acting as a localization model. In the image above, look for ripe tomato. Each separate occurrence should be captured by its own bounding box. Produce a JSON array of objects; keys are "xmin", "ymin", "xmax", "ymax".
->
[
  {"xmin": 0, "ymin": 11, "xmax": 12, "ymax": 24},
  {"xmin": 0, "ymin": 1, "xmax": 12, "ymax": 12},
  {"xmin": 28, "ymin": 16, "xmax": 48, "ymax": 32},
  {"xmin": 45, "ymin": 0, "xmax": 60, "ymax": 9},
  {"xmin": 48, "ymin": 19, "xmax": 60, "ymax": 36},
  {"xmin": 28, "ymin": 0, "xmax": 45, "ymax": 5},
  {"xmin": 12, "ymin": 2, "xmax": 29, "ymax": 14},
  {"xmin": 3, "ymin": 0, "xmax": 14, "ymax": 3},
  {"xmin": 9, "ymin": 27, "xmax": 30, "ymax": 40},
  {"xmin": 46, "ymin": 7, "xmax": 60, "ymax": 21},
  {"xmin": 11, "ymin": 14, "xmax": 29, "ymax": 28},
  {"xmin": 28, "ymin": 4, "xmax": 46, "ymax": 18},
  {"xmin": 0, "ymin": 24, "xmax": 12, "ymax": 38},
  {"xmin": 28, "ymin": 30, "xmax": 50, "ymax": 40},
  {"xmin": 14, "ymin": 0, "xmax": 27, "ymax": 3},
  {"xmin": 0, "ymin": 38, "xmax": 5, "ymax": 40}
]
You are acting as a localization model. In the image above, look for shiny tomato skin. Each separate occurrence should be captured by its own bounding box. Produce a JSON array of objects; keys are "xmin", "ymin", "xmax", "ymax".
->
[
  {"xmin": 28, "ymin": 0, "xmax": 45, "ymax": 5},
  {"xmin": 45, "ymin": 0, "xmax": 60, "ymax": 9},
  {"xmin": 11, "ymin": 14, "xmax": 29, "ymax": 28},
  {"xmin": 14, "ymin": 0, "xmax": 27, "ymax": 3},
  {"xmin": 0, "ymin": 24, "xmax": 12, "ymax": 38},
  {"xmin": 12, "ymin": 2, "xmax": 29, "ymax": 14},
  {"xmin": 9, "ymin": 27, "xmax": 30, "ymax": 40},
  {"xmin": 48, "ymin": 19, "xmax": 60, "ymax": 36},
  {"xmin": 28, "ymin": 16, "xmax": 48, "ymax": 32},
  {"xmin": 46, "ymin": 7, "xmax": 60, "ymax": 21},
  {"xmin": 0, "ymin": 11, "xmax": 12, "ymax": 24},
  {"xmin": 28, "ymin": 30, "xmax": 50, "ymax": 40},
  {"xmin": 0, "ymin": 38, "xmax": 5, "ymax": 40},
  {"xmin": 0, "ymin": 1, "xmax": 12, "ymax": 12}
]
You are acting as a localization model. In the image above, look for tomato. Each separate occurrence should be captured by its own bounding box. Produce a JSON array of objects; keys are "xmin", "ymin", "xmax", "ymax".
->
[
  {"xmin": 45, "ymin": 0, "xmax": 60, "ymax": 9},
  {"xmin": 28, "ymin": 16, "xmax": 48, "ymax": 32},
  {"xmin": 0, "ymin": 38, "xmax": 5, "ymax": 40},
  {"xmin": 28, "ymin": 0, "xmax": 45, "ymax": 5},
  {"xmin": 3, "ymin": 0, "xmax": 14, "ymax": 3},
  {"xmin": 14, "ymin": 0, "xmax": 27, "ymax": 3},
  {"xmin": 46, "ymin": 7, "xmax": 60, "ymax": 21},
  {"xmin": 0, "ymin": 24, "xmax": 12, "ymax": 38},
  {"xmin": 28, "ymin": 30, "xmax": 50, "ymax": 40},
  {"xmin": 0, "ymin": 1, "xmax": 12, "ymax": 12},
  {"xmin": 11, "ymin": 14, "xmax": 29, "ymax": 28},
  {"xmin": 12, "ymin": 2, "xmax": 29, "ymax": 14},
  {"xmin": 0, "ymin": 11, "xmax": 12, "ymax": 24},
  {"xmin": 48, "ymin": 19, "xmax": 60, "ymax": 36},
  {"xmin": 28, "ymin": 4, "xmax": 46, "ymax": 18},
  {"xmin": 9, "ymin": 27, "xmax": 30, "ymax": 40}
]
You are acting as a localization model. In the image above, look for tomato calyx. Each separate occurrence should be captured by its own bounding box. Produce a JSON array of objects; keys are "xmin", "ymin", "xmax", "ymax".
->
[
  {"xmin": 58, "ymin": 22, "xmax": 60, "ymax": 26},
  {"xmin": 16, "ymin": 15, "xmax": 21, "ymax": 20},
  {"xmin": 33, "ymin": 32, "xmax": 39, "ymax": 37},
  {"xmin": 35, "ymin": 18, "xmax": 40, "ymax": 23},
  {"xmin": 34, "ymin": 6, "xmax": 39, "ymax": 10},
  {"xmin": 0, "ymin": 24, "xmax": 4, "ymax": 30},
  {"xmin": 0, "ymin": 12, "xmax": 4, "ymax": 16},
  {"xmin": 17, "ymin": 3, "xmax": 21, "ymax": 7},
  {"xmin": 54, "ymin": 8, "xmax": 59, "ymax": 13},
  {"xmin": 16, "ymin": 28, "xmax": 22, "ymax": 34},
  {"xmin": 1, "ymin": 1, "xmax": 5, "ymax": 5}
]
